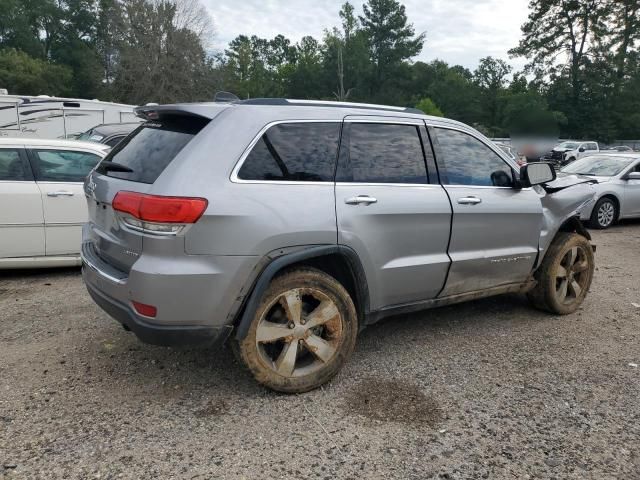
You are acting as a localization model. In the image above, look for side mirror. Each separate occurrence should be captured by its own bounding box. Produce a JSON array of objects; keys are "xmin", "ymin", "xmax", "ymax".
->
[
  {"xmin": 520, "ymin": 162, "xmax": 556, "ymax": 187},
  {"xmin": 578, "ymin": 147, "xmax": 585, "ymax": 152},
  {"xmin": 626, "ymin": 171, "xmax": 640, "ymax": 181}
]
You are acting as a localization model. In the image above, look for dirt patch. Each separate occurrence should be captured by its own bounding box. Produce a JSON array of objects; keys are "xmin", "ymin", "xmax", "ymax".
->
[
  {"xmin": 194, "ymin": 399, "xmax": 230, "ymax": 418},
  {"xmin": 344, "ymin": 378, "xmax": 442, "ymax": 426}
]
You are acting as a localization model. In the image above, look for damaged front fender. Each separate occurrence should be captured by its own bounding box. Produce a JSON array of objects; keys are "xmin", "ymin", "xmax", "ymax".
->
[{"xmin": 537, "ymin": 174, "xmax": 597, "ymax": 262}]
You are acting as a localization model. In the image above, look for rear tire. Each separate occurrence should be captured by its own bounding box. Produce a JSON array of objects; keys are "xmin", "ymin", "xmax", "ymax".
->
[
  {"xmin": 527, "ymin": 232, "xmax": 594, "ymax": 315},
  {"xmin": 237, "ymin": 268, "xmax": 358, "ymax": 393},
  {"xmin": 589, "ymin": 197, "xmax": 617, "ymax": 229}
]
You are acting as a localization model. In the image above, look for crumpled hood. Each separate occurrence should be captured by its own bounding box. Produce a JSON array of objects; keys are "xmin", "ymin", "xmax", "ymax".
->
[{"xmin": 543, "ymin": 172, "xmax": 597, "ymax": 193}]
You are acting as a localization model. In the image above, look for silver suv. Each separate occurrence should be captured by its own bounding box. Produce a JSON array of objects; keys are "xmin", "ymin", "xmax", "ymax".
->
[{"xmin": 82, "ymin": 99, "xmax": 597, "ymax": 393}]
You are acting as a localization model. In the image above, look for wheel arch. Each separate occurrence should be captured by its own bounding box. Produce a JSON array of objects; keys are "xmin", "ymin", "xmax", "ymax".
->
[
  {"xmin": 234, "ymin": 245, "xmax": 370, "ymax": 340},
  {"xmin": 558, "ymin": 215, "xmax": 591, "ymax": 241}
]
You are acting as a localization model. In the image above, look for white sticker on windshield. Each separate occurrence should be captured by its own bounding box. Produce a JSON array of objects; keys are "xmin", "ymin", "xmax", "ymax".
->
[{"xmin": 89, "ymin": 134, "xmax": 104, "ymax": 141}]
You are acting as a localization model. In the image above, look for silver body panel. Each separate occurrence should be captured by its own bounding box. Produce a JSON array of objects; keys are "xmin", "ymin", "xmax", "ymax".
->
[
  {"xmin": 81, "ymin": 101, "xmax": 597, "ymax": 342},
  {"xmin": 574, "ymin": 156, "xmax": 640, "ymax": 220}
]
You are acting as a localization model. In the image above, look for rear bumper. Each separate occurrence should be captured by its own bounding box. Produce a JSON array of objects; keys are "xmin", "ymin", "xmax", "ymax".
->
[
  {"xmin": 84, "ymin": 276, "xmax": 231, "ymax": 346},
  {"xmin": 80, "ymin": 236, "xmax": 258, "ymax": 347}
]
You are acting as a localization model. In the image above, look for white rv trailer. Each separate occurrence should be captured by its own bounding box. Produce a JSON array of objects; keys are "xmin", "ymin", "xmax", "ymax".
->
[{"xmin": 0, "ymin": 93, "xmax": 141, "ymax": 140}]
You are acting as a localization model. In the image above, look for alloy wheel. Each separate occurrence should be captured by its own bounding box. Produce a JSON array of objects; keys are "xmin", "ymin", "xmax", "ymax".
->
[
  {"xmin": 255, "ymin": 288, "xmax": 343, "ymax": 378},
  {"xmin": 554, "ymin": 246, "xmax": 590, "ymax": 306},
  {"xmin": 597, "ymin": 201, "xmax": 615, "ymax": 228}
]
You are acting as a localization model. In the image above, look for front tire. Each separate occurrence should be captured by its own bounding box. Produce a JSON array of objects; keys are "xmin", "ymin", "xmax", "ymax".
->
[
  {"xmin": 237, "ymin": 268, "xmax": 358, "ymax": 393},
  {"xmin": 589, "ymin": 197, "xmax": 617, "ymax": 229},
  {"xmin": 527, "ymin": 232, "xmax": 594, "ymax": 315}
]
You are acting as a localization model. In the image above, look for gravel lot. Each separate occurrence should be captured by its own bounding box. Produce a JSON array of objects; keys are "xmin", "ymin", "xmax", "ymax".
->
[{"xmin": 1, "ymin": 222, "xmax": 639, "ymax": 479}]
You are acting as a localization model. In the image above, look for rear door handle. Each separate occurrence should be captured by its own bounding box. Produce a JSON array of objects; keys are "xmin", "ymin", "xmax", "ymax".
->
[
  {"xmin": 345, "ymin": 195, "xmax": 378, "ymax": 205},
  {"xmin": 457, "ymin": 196, "xmax": 482, "ymax": 205},
  {"xmin": 47, "ymin": 191, "xmax": 75, "ymax": 197}
]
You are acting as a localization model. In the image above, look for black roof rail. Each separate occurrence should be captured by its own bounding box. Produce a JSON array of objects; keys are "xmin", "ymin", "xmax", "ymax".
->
[{"xmin": 236, "ymin": 98, "xmax": 424, "ymax": 115}]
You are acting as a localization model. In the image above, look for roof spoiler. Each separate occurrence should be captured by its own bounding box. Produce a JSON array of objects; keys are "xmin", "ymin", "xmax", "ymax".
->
[{"xmin": 134, "ymin": 103, "xmax": 223, "ymax": 121}]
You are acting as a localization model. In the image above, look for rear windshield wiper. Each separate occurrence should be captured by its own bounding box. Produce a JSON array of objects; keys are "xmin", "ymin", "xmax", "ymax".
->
[{"xmin": 101, "ymin": 161, "xmax": 133, "ymax": 173}]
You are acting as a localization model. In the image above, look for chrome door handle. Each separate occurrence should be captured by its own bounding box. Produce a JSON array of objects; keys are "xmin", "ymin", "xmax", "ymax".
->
[
  {"xmin": 47, "ymin": 191, "xmax": 75, "ymax": 197},
  {"xmin": 345, "ymin": 195, "xmax": 377, "ymax": 205},
  {"xmin": 457, "ymin": 196, "xmax": 482, "ymax": 205}
]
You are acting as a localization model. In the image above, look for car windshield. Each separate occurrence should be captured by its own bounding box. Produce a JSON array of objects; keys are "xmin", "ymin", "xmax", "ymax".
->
[
  {"xmin": 561, "ymin": 155, "xmax": 635, "ymax": 176},
  {"xmin": 557, "ymin": 142, "xmax": 578, "ymax": 149},
  {"xmin": 77, "ymin": 129, "xmax": 105, "ymax": 143}
]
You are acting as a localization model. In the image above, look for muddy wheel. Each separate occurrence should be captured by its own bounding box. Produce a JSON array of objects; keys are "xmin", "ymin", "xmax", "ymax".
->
[
  {"xmin": 237, "ymin": 268, "xmax": 358, "ymax": 393},
  {"xmin": 589, "ymin": 197, "xmax": 617, "ymax": 229},
  {"xmin": 527, "ymin": 232, "xmax": 594, "ymax": 314}
]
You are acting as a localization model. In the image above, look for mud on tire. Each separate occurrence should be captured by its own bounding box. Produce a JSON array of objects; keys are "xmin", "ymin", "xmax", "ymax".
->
[
  {"xmin": 237, "ymin": 267, "xmax": 358, "ymax": 393},
  {"xmin": 527, "ymin": 232, "xmax": 595, "ymax": 315}
]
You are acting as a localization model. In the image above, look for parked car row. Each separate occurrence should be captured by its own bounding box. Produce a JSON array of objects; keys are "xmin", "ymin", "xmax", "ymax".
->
[{"xmin": 0, "ymin": 138, "xmax": 108, "ymax": 267}]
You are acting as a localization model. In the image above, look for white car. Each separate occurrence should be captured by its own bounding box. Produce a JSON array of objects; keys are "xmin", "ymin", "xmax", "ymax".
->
[
  {"xmin": 561, "ymin": 153, "xmax": 640, "ymax": 229},
  {"xmin": 548, "ymin": 141, "xmax": 599, "ymax": 166},
  {"xmin": 0, "ymin": 138, "xmax": 109, "ymax": 268}
]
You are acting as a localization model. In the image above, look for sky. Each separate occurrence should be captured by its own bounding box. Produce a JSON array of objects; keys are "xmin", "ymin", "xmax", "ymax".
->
[{"xmin": 203, "ymin": 0, "xmax": 530, "ymax": 72}]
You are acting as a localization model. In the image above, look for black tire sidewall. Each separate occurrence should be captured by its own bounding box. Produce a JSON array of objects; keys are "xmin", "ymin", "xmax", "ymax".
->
[
  {"xmin": 238, "ymin": 268, "xmax": 358, "ymax": 393},
  {"xmin": 533, "ymin": 233, "xmax": 595, "ymax": 314}
]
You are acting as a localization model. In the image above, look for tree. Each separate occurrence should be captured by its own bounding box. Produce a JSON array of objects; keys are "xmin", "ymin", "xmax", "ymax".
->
[
  {"xmin": 474, "ymin": 56, "xmax": 512, "ymax": 136},
  {"xmin": 359, "ymin": 0, "xmax": 425, "ymax": 101},
  {"xmin": 415, "ymin": 97, "xmax": 443, "ymax": 116},
  {"xmin": 0, "ymin": 48, "xmax": 72, "ymax": 95},
  {"xmin": 509, "ymin": 0, "xmax": 608, "ymax": 127}
]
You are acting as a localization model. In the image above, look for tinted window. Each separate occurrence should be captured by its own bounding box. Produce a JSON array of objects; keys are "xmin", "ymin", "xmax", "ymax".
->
[
  {"xmin": 238, "ymin": 123, "xmax": 340, "ymax": 182},
  {"xmin": 32, "ymin": 150, "xmax": 101, "ymax": 182},
  {"xmin": 0, "ymin": 149, "xmax": 30, "ymax": 181},
  {"xmin": 105, "ymin": 136, "xmax": 125, "ymax": 148},
  {"xmin": 339, "ymin": 123, "xmax": 428, "ymax": 183},
  {"xmin": 97, "ymin": 116, "xmax": 209, "ymax": 184},
  {"xmin": 435, "ymin": 128, "xmax": 513, "ymax": 187}
]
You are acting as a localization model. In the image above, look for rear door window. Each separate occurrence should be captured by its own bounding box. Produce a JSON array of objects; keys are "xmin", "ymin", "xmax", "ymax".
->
[
  {"xmin": 336, "ymin": 123, "xmax": 428, "ymax": 184},
  {"xmin": 31, "ymin": 149, "xmax": 101, "ymax": 182},
  {"xmin": 97, "ymin": 116, "xmax": 209, "ymax": 184},
  {"xmin": 238, "ymin": 122, "xmax": 340, "ymax": 182},
  {"xmin": 0, "ymin": 148, "xmax": 31, "ymax": 181}
]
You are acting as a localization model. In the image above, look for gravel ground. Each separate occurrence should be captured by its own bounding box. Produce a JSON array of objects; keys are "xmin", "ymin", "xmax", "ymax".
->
[{"xmin": 1, "ymin": 222, "xmax": 639, "ymax": 479}]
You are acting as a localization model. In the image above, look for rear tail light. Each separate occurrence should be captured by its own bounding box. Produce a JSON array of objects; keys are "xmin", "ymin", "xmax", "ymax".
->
[
  {"xmin": 113, "ymin": 191, "xmax": 207, "ymax": 235},
  {"xmin": 132, "ymin": 301, "xmax": 157, "ymax": 318}
]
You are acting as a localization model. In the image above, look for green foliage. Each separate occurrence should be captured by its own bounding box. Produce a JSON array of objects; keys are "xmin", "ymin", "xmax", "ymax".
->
[
  {"xmin": 0, "ymin": 48, "xmax": 72, "ymax": 95},
  {"xmin": 415, "ymin": 98, "xmax": 443, "ymax": 117},
  {"xmin": 0, "ymin": 0, "xmax": 638, "ymax": 140}
]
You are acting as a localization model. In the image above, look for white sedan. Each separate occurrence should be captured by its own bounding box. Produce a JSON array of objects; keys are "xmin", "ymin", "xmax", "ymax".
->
[
  {"xmin": 561, "ymin": 153, "xmax": 640, "ymax": 229},
  {"xmin": 0, "ymin": 138, "xmax": 109, "ymax": 268}
]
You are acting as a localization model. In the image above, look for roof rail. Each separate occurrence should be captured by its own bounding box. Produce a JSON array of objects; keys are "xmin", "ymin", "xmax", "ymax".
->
[{"xmin": 236, "ymin": 98, "xmax": 424, "ymax": 115}]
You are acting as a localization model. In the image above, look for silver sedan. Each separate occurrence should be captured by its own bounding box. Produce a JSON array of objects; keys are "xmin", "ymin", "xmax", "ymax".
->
[{"xmin": 561, "ymin": 153, "xmax": 640, "ymax": 229}]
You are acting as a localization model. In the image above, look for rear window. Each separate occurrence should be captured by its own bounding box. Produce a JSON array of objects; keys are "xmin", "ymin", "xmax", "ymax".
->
[
  {"xmin": 96, "ymin": 116, "xmax": 209, "ymax": 184},
  {"xmin": 238, "ymin": 122, "xmax": 340, "ymax": 182}
]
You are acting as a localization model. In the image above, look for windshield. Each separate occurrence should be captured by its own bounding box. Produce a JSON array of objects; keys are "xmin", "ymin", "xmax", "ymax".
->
[
  {"xmin": 561, "ymin": 155, "xmax": 634, "ymax": 176},
  {"xmin": 77, "ymin": 129, "xmax": 104, "ymax": 143},
  {"xmin": 557, "ymin": 142, "xmax": 578, "ymax": 150}
]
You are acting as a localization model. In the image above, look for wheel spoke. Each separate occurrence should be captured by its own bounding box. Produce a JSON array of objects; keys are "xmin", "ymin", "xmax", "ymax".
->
[
  {"xmin": 280, "ymin": 290, "xmax": 302, "ymax": 325},
  {"xmin": 304, "ymin": 334, "xmax": 336, "ymax": 363},
  {"xmin": 557, "ymin": 278, "xmax": 568, "ymax": 300},
  {"xmin": 569, "ymin": 279, "xmax": 582, "ymax": 299},
  {"xmin": 305, "ymin": 300, "xmax": 339, "ymax": 329},
  {"xmin": 275, "ymin": 339, "xmax": 299, "ymax": 376},
  {"xmin": 256, "ymin": 321, "xmax": 292, "ymax": 343},
  {"xmin": 566, "ymin": 247, "xmax": 578, "ymax": 267},
  {"xmin": 573, "ymin": 260, "xmax": 589, "ymax": 273},
  {"xmin": 556, "ymin": 265, "xmax": 568, "ymax": 278}
]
